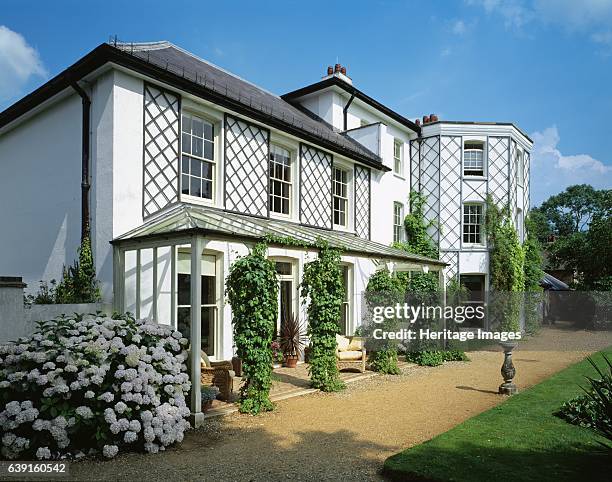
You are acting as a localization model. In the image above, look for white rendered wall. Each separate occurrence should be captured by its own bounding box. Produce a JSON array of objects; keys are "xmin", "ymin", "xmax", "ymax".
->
[
  {"xmin": 91, "ymin": 70, "xmax": 145, "ymax": 302},
  {"xmin": 0, "ymin": 94, "xmax": 82, "ymax": 293}
]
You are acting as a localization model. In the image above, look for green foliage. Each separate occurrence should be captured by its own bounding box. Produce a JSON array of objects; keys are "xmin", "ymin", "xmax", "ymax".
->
[
  {"xmin": 225, "ymin": 243, "xmax": 277, "ymax": 414},
  {"xmin": 523, "ymin": 218, "xmax": 545, "ymax": 334},
  {"xmin": 557, "ymin": 354, "xmax": 612, "ymax": 447},
  {"xmin": 301, "ymin": 242, "xmax": 345, "ymax": 392},
  {"xmin": 364, "ymin": 269, "xmax": 402, "ymax": 375},
  {"xmin": 535, "ymin": 185, "xmax": 611, "ymax": 289},
  {"xmin": 25, "ymin": 237, "xmax": 101, "ymax": 305},
  {"xmin": 485, "ymin": 196, "xmax": 525, "ymax": 332},
  {"xmin": 392, "ymin": 191, "xmax": 438, "ymax": 259},
  {"xmin": 405, "ymin": 349, "xmax": 469, "ymax": 367}
]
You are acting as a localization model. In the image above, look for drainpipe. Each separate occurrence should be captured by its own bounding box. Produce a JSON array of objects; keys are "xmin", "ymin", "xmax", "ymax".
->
[
  {"xmin": 342, "ymin": 91, "xmax": 356, "ymax": 131},
  {"xmin": 70, "ymin": 81, "xmax": 91, "ymax": 241}
]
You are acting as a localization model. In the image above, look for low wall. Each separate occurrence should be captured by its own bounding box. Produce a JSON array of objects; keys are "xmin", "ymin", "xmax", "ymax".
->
[{"xmin": 0, "ymin": 276, "xmax": 112, "ymax": 343}]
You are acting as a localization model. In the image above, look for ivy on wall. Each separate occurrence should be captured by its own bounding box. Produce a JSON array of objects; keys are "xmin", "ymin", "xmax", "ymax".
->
[
  {"xmin": 392, "ymin": 191, "xmax": 439, "ymax": 259},
  {"xmin": 225, "ymin": 243, "xmax": 277, "ymax": 414},
  {"xmin": 523, "ymin": 216, "xmax": 545, "ymax": 334},
  {"xmin": 485, "ymin": 196, "xmax": 525, "ymax": 332},
  {"xmin": 301, "ymin": 242, "xmax": 346, "ymax": 392}
]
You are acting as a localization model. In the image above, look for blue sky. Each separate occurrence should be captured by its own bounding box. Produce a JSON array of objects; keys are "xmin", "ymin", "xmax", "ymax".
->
[{"xmin": 1, "ymin": 0, "xmax": 611, "ymax": 205}]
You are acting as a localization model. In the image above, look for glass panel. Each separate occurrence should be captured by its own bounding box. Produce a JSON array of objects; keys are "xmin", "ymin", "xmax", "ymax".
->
[
  {"xmin": 203, "ymin": 122, "xmax": 213, "ymax": 141},
  {"xmin": 201, "ymin": 307, "xmax": 214, "ymax": 356},
  {"xmin": 181, "ymin": 157, "xmax": 189, "ymax": 175},
  {"xmin": 190, "ymin": 158, "xmax": 201, "ymax": 178},
  {"xmin": 177, "ymin": 307, "xmax": 191, "ymax": 340},
  {"xmin": 192, "ymin": 118, "xmax": 203, "ymax": 138},
  {"xmin": 275, "ymin": 262, "xmax": 292, "ymax": 275},
  {"xmin": 204, "ymin": 140, "xmax": 214, "ymax": 160},
  {"xmin": 202, "ymin": 161, "xmax": 213, "ymax": 180},
  {"xmin": 190, "ymin": 177, "xmax": 201, "ymax": 198},
  {"xmin": 202, "ymin": 275, "xmax": 215, "ymax": 305},
  {"xmin": 182, "ymin": 133, "xmax": 191, "ymax": 154},
  {"xmin": 181, "ymin": 175, "xmax": 190, "ymax": 195},
  {"xmin": 177, "ymin": 273, "xmax": 190, "ymax": 305},
  {"xmin": 202, "ymin": 180, "xmax": 213, "ymax": 199},
  {"xmin": 279, "ymin": 280, "xmax": 293, "ymax": 336},
  {"xmin": 193, "ymin": 138, "xmax": 203, "ymax": 157},
  {"xmin": 182, "ymin": 115, "xmax": 191, "ymax": 133}
]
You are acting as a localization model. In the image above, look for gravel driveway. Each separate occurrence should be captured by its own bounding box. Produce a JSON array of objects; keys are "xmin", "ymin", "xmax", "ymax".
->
[{"xmin": 69, "ymin": 326, "xmax": 611, "ymax": 481}]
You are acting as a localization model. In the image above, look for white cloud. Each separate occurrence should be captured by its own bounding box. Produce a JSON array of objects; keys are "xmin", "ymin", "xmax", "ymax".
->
[
  {"xmin": 452, "ymin": 20, "xmax": 467, "ymax": 35},
  {"xmin": 467, "ymin": 0, "xmax": 612, "ymax": 47},
  {"xmin": 530, "ymin": 126, "xmax": 612, "ymax": 205},
  {"xmin": 0, "ymin": 26, "xmax": 47, "ymax": 101}
]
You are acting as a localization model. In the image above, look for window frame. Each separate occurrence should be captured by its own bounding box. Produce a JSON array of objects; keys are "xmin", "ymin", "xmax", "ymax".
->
[
  {"xmin": 339, "ymin": 262, "xmax": 353, "ymax": 336},
  {"xmin": 268, "ymin": 143, "xmax": 294, "ymax": 219},
  {"xmin": 516, "ymin": 147, "xmax": 524, "ymax": 187},
  {"xmin": 462, "ymin": 203, "xmax": 485, "ymax": 246},
  {"xmin": 270, "ymin": 257, "xmax": 300, "ymax": 338},
  {"xmin": 393, "ymin": 201, "xmax": 404, "ymax": 243},
  {"xmin": 393, "ymin": 139, "xmax": 404, "ymax": 176},
  {"xmin": 180, "ymin": 110, "xmax": 220, "ymax": 206},
  {"xmin": 332, "ymin": 164, "xmax": 352, "ymax": 230},
  {"xmin": 463, "ymin": 140, "xmax": 486, "ymax": 178}
]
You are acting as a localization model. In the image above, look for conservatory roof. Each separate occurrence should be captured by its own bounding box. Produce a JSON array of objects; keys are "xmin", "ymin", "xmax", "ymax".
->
[{"xmin": 112, "ymin": 204, "xmax": 445, "ymax": 267}]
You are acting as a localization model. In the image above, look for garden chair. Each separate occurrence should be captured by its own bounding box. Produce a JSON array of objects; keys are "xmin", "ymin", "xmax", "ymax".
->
[
  {"xmin": 336, "ymin": 334, "xmax": 367, "ymax": 373},
  {"xmin": 200, "ymin": 351, "xmax": 235, "ymax": 401}
]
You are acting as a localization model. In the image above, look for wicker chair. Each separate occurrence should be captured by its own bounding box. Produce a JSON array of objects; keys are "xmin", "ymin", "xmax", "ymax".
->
[
  {"xmin": 199, "ymin": 352, "xmax": 235, "ymax": 401},
  {"xmin": 336, "ymin": 335, "xmax": 367, "ymax": 373}
]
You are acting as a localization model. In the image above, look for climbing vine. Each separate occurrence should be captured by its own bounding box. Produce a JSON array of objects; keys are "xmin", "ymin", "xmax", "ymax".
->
[
  {"xmin": 225, "ymin": 243, "xmax": 277, "ymax": 414},
  {"xmin": 301, "ymin": 242, "xmax": 346, "ymax": 392},
  {"xmin": 523, "ymin": 215, "xmax": 544, "ymax": 334},
  {"xmin": 485, "ymin": 196, "xmax": 525, "ymax": 332},
  {"xmin": 393, "ymin": 191, "xmax": 439, "ymax": 259},
  {"xmin": 364, "ymin": 269, "xmax": 403, "ymax": 374}
]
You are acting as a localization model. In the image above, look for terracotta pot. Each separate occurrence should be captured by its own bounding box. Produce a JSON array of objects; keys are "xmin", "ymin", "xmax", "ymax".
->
[
  {"xmin": 231, "ymin": 356, "xmax": 242, "ymax": 377},
  {"xmin": 283, "ymin": 354, "xmax": 298, "ymax": 368},
  {"xmin": 201, "ymin": 400, "xmax": 213, "ymax": 412}
]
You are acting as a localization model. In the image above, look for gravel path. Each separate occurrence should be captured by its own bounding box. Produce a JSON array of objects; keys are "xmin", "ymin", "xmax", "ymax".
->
[{"xmin": 70, "ymin": 327, "xmax": 611, "ymax": 482}]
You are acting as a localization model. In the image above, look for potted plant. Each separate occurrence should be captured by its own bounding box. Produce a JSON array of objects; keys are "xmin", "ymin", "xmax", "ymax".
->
[
  {"xmin": 280, "ymin": 313, "xmax": 307, "ymax": 368},
  {"xmin": 271, "ymin": 339, "xmax": 284, "ymax": 366},
  {"xmin": 201, "ymin": 385, "xmax": 220, "ymax": 412}
]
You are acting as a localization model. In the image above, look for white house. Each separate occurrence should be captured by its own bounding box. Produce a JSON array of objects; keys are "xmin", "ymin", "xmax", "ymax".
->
[{"xmin": 0, "ymin": 40, "xmax": 530, "ymax": 414}]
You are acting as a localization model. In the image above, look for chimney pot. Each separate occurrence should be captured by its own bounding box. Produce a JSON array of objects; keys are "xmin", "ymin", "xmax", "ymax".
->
[
  {"xmin": 423, "ymin": 115, "xmax": 430, "ymax": 124},
  {"xmin": 327, "ymin": 66, "xmax": 333, "ymax": 75},
  {"xmin": 431, "ymin": 114, "xmax": 438, "ymax": 122},
  {"xmin": 334, "ymin": 63, "xmax": 341, "ymax": 73},
  {"xmin": 340, "ymin": 66, "xmax": 346, "ymax": 75},
  {"xmin": 415, "ymin": 119, "xmax": 421, "ymax": 126}
]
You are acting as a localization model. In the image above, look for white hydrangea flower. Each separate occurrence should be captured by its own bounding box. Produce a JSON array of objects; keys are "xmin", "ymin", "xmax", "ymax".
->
[
  {"xmin": 75, "ymin": 406, "xmax": 93, "ymax": 419},
  {"xmin": 36, "ymin": 446, "xmax": 51, "ymax": 460},
  {"xmin": 102, "ymin": 444, "xmax": 119, "ymax": 458}
]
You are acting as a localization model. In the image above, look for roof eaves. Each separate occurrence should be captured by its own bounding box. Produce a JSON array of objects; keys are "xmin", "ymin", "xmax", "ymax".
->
[{"xmin": 282, "ymin": 76, "xmax": 421, "ymax": 134}]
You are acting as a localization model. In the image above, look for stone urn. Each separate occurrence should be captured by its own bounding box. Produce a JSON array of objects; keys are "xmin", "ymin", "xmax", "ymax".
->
[{"xmin": 498, "ymin": 341, "xmax": 518, "ymax": 395}]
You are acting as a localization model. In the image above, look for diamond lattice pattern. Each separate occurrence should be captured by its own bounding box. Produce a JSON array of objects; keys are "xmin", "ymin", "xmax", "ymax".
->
[
  {"xmin": 420, "ymin": 136, "xmax": 440, "ymax": 245},
  {"xmin": 143, "ymin": 85, "xmax": 179, "ymax": 218},
  {"xmin": 488, "ymin": 136, "xmax": 509, "ymax": 206},
  {"xmin": 439, "ymin": 137, "xmax": 461, "ymax": 250},
  {"xmin": 300, "ymin": 144, "xmax": 332, "ymax": 228},
  {"xmin": 224, "ymin": 116, "xmax": 269, "ymax": 217},
  {"xmin": 440, "ymin": 251, "xmax": 459, "ymax": 281},
  {"xmin": 354, "ymin": 166, "xmax": 370, "ymax": 239}
]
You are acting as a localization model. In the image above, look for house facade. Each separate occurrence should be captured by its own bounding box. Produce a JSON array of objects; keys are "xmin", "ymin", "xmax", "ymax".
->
[{"xmin": 0, "ymin": 40, "xmax": 530, "ymax": 361}]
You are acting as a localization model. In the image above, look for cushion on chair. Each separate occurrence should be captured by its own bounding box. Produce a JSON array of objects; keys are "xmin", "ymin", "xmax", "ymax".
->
[
  {"xmin": 347, "ymin": 337, "xmax": 363, "ymax": 351},
  {"xmin": 336, "ymin": 334, "xmax": 350, "ymax": 351},
  {"xmin": 337, "ymin": 350, "xmax": 363, "ymax": 361},
  {"xmin": 201, "ymin": 351, "xmax": 212, "ymax": 368}
]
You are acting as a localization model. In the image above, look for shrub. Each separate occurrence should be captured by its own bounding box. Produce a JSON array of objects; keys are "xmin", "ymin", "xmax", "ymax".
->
[
  {"xmin": 556, "ymin": 354, "xmax": 612, "ymax": 446},
  {"xmin": 225, "ymin": 243, "xmax": 277, "ymax": 414},
  {"xmin": 301, "ymin": 242, "xmax": 345, "ymax": 392},
  {"xmin": 405, "ymin": 350, "xmax": 469, "ymax": 367},
  {"xmin": 0, "ymin": 314, "xmax": 190, "ymax": 460}
]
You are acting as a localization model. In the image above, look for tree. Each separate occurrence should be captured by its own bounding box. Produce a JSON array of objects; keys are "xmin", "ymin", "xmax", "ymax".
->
[{"xmin": 535, "ymin": 185, "xmax": 611, "ymax": 289}]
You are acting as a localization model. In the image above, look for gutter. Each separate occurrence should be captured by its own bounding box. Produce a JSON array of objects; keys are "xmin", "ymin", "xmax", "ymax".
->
[
  {"xmin": 70, "ymin": 80, "xmax": 91, "ymax": 241},
  {"xmin": 343, "ymin": 91, "xmax": 356, "ymax": 131}
]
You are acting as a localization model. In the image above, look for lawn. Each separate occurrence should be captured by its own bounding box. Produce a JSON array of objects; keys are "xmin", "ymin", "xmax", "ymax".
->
[{"xmin": 383, "ymin": 347, "xmax": 612, "ymax": 482}]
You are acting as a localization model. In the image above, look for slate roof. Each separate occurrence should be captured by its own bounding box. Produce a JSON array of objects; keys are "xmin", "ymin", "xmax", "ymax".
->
[
  {"xmin": 113, "ymin": 204, "xmax": 446, "ymax": 267},
  {"xmin": 110, "ymin": 41, "xmax": 386, "ymax": 169}
]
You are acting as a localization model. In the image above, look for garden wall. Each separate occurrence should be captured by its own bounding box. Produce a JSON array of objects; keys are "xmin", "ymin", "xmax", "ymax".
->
[{"xmin": 0, "ymin": 276, "xmax": 111, "ymax": 342}]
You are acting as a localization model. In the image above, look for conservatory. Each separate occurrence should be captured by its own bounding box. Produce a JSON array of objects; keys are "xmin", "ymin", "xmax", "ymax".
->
[{"xmin": 111, "ymin": 204, "xmax": 446, "ymax": 423}]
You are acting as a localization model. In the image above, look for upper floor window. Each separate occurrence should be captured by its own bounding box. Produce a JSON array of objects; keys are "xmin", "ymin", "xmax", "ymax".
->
[
  {"xmin": 516, "ymin": 148, "xmax": 524, "ymax": 185},
  {"xmin": 393, "ymin": 202, "xmax": 404, "ymax": 243},
  {"xmin": 181, "ymin": 113, "xmax": 215, "ymax": 200},
  {"xmin": 464, "ymin": 141, "xmax": 484, "ymax": 177},
  {"xmin": 393, "ymin": 139, "xmax": 403, "ymax": 175},
  {"xmin": 333, "ymin": 166, "xmax": 349, "ymax": 227},
  {"xmin": 463, "ymin": 203, "xmax": 484, "ymax": 244},
  {"xmin": 269, "ymin": 145, "xmax": 292, "ymax": 216}
]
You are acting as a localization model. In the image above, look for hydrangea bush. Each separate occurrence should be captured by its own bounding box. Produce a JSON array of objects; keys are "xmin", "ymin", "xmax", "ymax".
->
[{"xmin": 0, "ymin": 314, "xmax": 191, "ymax": 460}]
